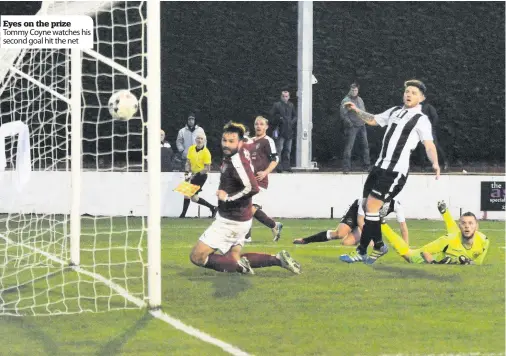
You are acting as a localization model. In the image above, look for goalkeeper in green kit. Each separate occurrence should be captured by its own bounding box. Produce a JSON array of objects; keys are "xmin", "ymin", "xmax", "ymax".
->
[{"xmin": 382, "ymin": 201, "xmax": 489, "ymax": 265}]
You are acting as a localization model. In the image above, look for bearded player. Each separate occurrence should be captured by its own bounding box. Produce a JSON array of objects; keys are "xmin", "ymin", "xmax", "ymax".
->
[
  {"xmin": 189, "ymin": 122, "xmax": 301, "ymax": 275},
  {"xmin": 244, "ymin": 116, "xmax": 283, "ymax": 242}
]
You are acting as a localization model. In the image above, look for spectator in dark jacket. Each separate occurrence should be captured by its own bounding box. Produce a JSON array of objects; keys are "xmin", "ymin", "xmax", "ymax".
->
[
  {"xmin": 160, "ymin": 129, "xmax": 174, "ymax": 172},
  {"xmin": 269, "ymin": 91, "xmax": 297, "ymax": 172},
  {"xmin": 175, "ymin": 113, "xmax": 205, "ymax": 171}
]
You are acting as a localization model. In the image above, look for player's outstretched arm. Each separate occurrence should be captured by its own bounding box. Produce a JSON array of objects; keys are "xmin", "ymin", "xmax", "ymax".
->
[
  {"xmin": 399, "ymin": 222, "xmax": 409, "ymax": 244},
  {"xmin": 423, "ymin": 140, "xmax": 440, "ymax": 179},
  {"xmin": 439, "ymin": 203, "xmax": 460, "ymax": 235},
  {"xmin": 342, "ymin": 102, "xmax": 378, "ymax": 126}
]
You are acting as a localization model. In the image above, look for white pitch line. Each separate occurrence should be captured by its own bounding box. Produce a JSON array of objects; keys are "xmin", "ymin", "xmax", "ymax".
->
[
  {"xmin": 0, "ymin": 234, "xmax": 252, "ymax": 356},
  {"xmin": 151, "ymin": 310, "xmax": 251, "ymax": 356}
]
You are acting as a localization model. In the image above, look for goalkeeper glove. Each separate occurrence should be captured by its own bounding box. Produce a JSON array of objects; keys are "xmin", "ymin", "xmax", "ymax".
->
[
  {"xmin": 184, "ymin": 172, "xmax": 192, "ymax": 181},
  {"xmin": 458, "ymin": 255, "xmax": 474, "ymax": 265},
  {"xmin": 433, "ymin": 256, "xmax": 453, "ymax": 264}
]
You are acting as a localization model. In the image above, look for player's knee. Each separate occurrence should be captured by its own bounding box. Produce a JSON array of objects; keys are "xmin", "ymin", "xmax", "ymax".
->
[
  {"xmin": 329, "ymin": 230, "xmax": 341, "ymax": 240},
  {"xmin": 191, "ymin": 194, "xmax": 199, "ymax": 203},
  {"xmin": 224, "ymin": 250, "xmax": 241, "ymax": 262},
  {"xmin": 189, "ymin": 249, "xmax": 207, "ymax": 266},
  {"xmin": 341, "ymin": 236, "xmax": 355, "ymax": 246}
]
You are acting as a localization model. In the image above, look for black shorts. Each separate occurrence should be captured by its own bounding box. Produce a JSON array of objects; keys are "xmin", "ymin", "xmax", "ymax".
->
[
  {"xmin": 362, "ymin": 167, "xmax": 407, "ymax": 202},
  {"xmin": 190, "ymin": 173, "xmax": 208, "ymax": 194},
  {"xmin": 340, "ymin": 199, "xmax": 359, "ymax": 229}
]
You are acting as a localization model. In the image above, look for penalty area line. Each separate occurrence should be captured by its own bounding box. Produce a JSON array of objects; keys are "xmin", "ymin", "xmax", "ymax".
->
[{"xmin": 0, "ymin": 233, "xmax": 252, "ymax": 356}]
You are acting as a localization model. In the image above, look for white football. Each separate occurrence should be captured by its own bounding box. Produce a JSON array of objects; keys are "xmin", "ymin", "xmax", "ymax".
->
[{"xmin": 108, "ymin": 90, "xmax": 138, "ymax": 120}]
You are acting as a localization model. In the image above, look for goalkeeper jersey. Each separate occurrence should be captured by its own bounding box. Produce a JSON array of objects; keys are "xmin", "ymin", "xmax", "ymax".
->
[{"xmin": 420, "ymin": 231, "xmax": 489, "ymax": 265}]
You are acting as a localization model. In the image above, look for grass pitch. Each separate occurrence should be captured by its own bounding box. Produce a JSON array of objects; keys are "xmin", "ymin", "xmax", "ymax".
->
[{"xmin": 0, "ymin": 218, "xmax": 504, "ymax": 355}]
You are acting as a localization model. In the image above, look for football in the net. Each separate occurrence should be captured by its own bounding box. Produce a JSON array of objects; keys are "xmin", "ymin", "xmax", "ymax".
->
[{"xmin": 108, "ymin": 90, "xmax": 139, "ymax": 120}]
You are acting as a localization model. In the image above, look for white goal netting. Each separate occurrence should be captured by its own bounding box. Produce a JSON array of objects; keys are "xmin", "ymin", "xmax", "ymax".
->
[{"xmin": 0, "ymin": 1, "xmax": 149, "ymax": 315}]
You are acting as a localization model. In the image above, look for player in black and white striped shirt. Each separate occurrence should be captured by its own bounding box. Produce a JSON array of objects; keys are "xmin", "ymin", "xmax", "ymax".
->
[{"xmin": 340, "ymin": 79, "xmax": 440, "ymax": 264}]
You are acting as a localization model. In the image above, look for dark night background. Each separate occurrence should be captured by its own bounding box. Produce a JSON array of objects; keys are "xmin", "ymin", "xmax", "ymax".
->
[{"xmin": 1, "ymin": 1, "xmax": 504, "ymax": 171}]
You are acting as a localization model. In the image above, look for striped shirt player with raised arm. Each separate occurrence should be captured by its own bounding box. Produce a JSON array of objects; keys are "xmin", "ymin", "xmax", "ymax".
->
[
  {"xmin": 340, "ymin": 79, "xmax": 440, "ymax": 265},
  {"xmin": 189, "ymin": 122, "xmax": 301, "ymax": 275},
  {"xmin": 243, "ymin": 116, "xmax": 283, "ymax": 242}
]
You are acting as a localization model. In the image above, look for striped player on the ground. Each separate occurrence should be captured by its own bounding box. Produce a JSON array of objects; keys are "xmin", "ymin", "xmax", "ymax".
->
[{"xmin": 293, "ymin": 198, "xmax": 408, "ymax": 246}]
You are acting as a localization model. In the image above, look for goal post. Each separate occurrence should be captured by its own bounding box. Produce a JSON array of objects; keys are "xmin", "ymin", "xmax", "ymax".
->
[
  {"xmin": 0, "ymin": 0, "xmax": 162, "ymax": 315},
  {"xmin": 147, "ymin": 0, "xmax": 162, "ymax": 310},
  {"xmin": 70, "ymin": 48, "xmax": 81, "ymax": 268}
]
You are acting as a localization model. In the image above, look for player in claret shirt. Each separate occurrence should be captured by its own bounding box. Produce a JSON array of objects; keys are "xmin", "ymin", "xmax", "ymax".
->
[
  {"xmin": 243, "ymin": 116, "xmax": 283, "ymax": 242},
  {"xmin": 189, "ymin": 122, "xmax": 301, "ymax": 275}
]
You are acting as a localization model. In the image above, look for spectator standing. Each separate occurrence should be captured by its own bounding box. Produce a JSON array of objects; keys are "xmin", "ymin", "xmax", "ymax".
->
[
  {"xmin": 339, "ymin": 83, "xmax": 371, "ymax": 173},
  {"xmin": 175, "ymin": 113, "xmax": 205, "ymax": 170},
  {"xmin": 160, "ymin": 129, "xmax": 174, "ymax": 172},
  {"xmin": 269, "ymin": 91, "xmax": 297, "ymax": 172}
]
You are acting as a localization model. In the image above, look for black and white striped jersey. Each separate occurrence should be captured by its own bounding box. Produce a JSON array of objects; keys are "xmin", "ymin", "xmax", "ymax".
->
[{"xmin": 374, "ymin": 105, "xmax": 433, "ymax": 175}]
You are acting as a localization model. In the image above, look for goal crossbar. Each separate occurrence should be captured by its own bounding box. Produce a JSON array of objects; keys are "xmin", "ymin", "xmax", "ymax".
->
[
  {"xmin": 82, "ymin": 49, "xmax": 147, "ymax": 86},
  {"xmin": 5, "ymin": 47, "xmax": 146, "ymax": 107}
]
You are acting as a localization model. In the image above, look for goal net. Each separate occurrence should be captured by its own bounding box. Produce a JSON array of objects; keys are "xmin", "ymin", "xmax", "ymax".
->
[{"xmin": 0, "ymin": 1, "xmax": 155, "ymax": 316}]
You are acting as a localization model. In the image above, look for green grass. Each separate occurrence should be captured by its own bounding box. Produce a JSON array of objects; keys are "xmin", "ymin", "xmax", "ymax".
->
[{"xmin": 0, "ymin": 218, "xmax": 504, "ymax": 355}]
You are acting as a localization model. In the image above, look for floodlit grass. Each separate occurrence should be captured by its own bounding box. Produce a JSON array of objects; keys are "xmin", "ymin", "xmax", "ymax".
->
[{"xmin": 0, "ymin": 218, "xmax": 504, "ymax": 355}]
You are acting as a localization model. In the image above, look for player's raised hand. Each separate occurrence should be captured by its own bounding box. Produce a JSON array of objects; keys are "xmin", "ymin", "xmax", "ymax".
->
[
  {"xmin": 432, "ymin": 163, "xmax": 441, "ymax": 180},
  {"xmin": 216, "ymin": 190, "xmax": 228, "ymax": 201},
  {"xmin": 256, "ymin": 171, "xmax": 267, "ymax": 181},
  {"xmin": 343, "ymin": 102, "xmax": 357, "ymax": 112}
]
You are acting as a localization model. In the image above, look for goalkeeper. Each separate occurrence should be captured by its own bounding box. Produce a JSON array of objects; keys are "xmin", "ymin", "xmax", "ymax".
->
[
  {"xmin": 179, "ymin": 132, "xmax": 217, "ymax": 218},
  {"xmin": 382, "ymin": 201, "xmax": 489, "ymax": 265}
]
